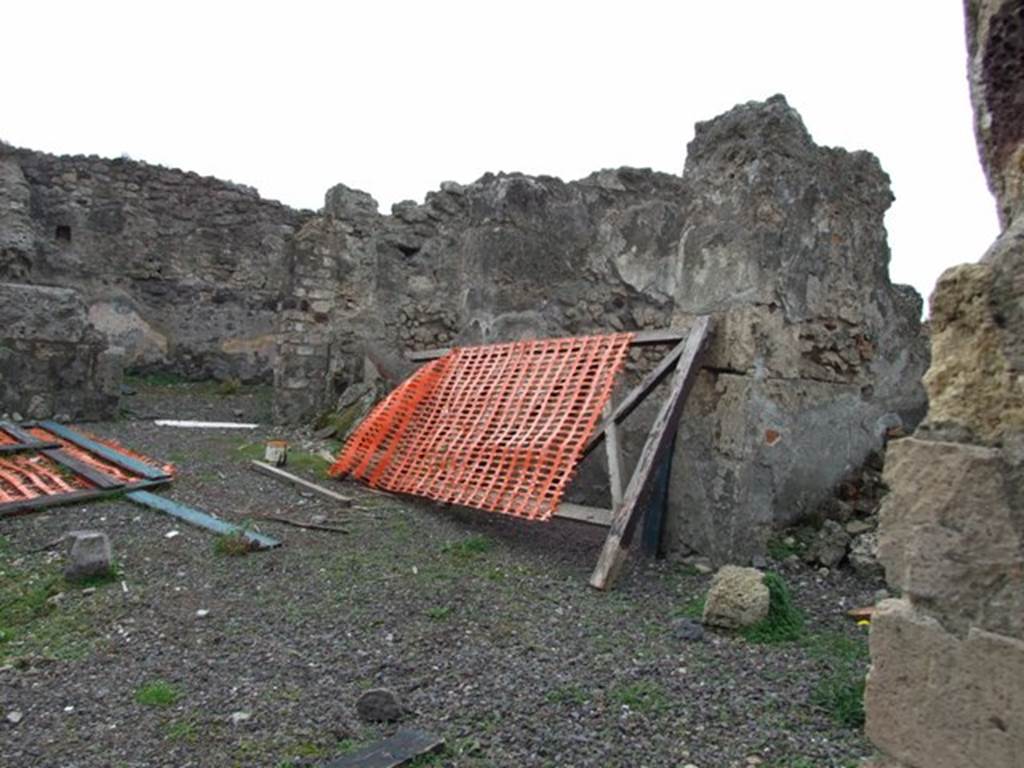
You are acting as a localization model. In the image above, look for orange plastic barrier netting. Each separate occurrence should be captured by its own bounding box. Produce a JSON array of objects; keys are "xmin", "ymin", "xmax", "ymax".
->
[{"xmin": 330, "ymin": 332, "xmax": 634, "ymax": 520}]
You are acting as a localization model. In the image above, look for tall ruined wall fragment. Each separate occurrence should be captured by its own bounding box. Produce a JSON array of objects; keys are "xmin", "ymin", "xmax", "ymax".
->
[
  {"xmin": 0, "ymin": 282, "xmax": 122, "ymax": 421},
  {"xmin": 276, "ymin": 95, "xmax": 929, "ymax": 563},
  {"xmin": 865, "ymin": 3, "xmax": 1024, "ymax": 766},
  {"xmin": 0, "ymin": 144, "xmax": 311, "ymax": 382}
]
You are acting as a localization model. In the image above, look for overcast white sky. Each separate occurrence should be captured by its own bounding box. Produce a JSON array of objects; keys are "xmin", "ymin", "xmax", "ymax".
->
[{"xmin": 2, "ymin": 1, "xmax": 1000, "ymax": 309}]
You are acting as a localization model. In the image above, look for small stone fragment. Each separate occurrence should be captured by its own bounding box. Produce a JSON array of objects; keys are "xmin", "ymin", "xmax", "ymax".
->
[
  {"xmin": 195, "ymin": 609, "xmax": 210, "ymax": 618},
  {"xmin": 803, "ymin": 520, "xmax": 850, "ymax": 568},
  {"xmin": 702, "ymin": 566, "xmax": 770, "ymax": 630},
  {"xmin": 229, "ymin": 711, "xmax": 251, "ymax": 725},
  {"xmin": 356, "ymin": 688, "xmax": 403, "ymax": 723},
  {"xmin": 671, "ymin": 618, "xmax": 705, "ymax": 642},
  {"xmin": 849, "ymin": 532, "xmax": 883, "ymax": 579},
  {"xmin": 6, "ymin": 710, "xmax": 23, "ymax": 724},
  {"xmin": 64, "ymin": 531, "xmax": 113, "ymax": 582}
]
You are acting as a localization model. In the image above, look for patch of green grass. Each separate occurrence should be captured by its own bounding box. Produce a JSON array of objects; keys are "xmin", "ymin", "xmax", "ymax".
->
[
  {"xmin": 135, "ymin": 680, "xmax": 181, "ymax": 708},
  {"xmin": 213, "ymin": 533, "xmax": 256, "ymax": 557},
  {"xmin": 443, "ymin": 535, "xmax": 495, "ymax": 561},
  {"xmin": 0, "ymin": 542, "xmax": 106, "ymax": 662},
  {"xmin": 805, "ymin": 631, "xmax": 869, "ymax": 728},
  {"xmin": 766, "ymin": 535, "xmax": 802, "ymax": 561},
  {"xmin": 674, "ymin": 594, "xmax": 706, "ymax": 619},
  {"xmin": 608, "ymin": 680, "xmax": 669, "ymax": 713},
  {"xmin": 545, "ymin": 684, "xmax": 587, "ymax": 706},
  {"xmin": 741, "ymin": 572, "xmax": 804, "ymax": 644},
  {"xmin": 125, "ymin": 371, "xmax": 192, "ymax": 387},
  {"xmin": 164, "ymin": 717, "xmax": 199, "ymax": 742},
  {"xmin": 216, "ymin": 377, "xmax": 242, "ymax": 395},
  {"xmin": 426, "ymin": 605, "xmax": 453, "ymax": 621},
  {"xmin": 235, "ymin": 442, "xmax": 329, "ymax": 475}
]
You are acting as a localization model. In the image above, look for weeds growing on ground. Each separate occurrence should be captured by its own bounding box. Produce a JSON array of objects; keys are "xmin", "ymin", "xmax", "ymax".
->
[
  {"xmin": 443, "ymin": 535, "xmax": 495, "ymax": 560},
  {"xmin": 741, "ymin": 572, "xmax": 804, "ymax": 644},
  {"xmin": 608, "ymin": 680, "xmax": 669, "ymax": 713},
  {"xmin": 135, "ymin": 679, "xmax": 181, "ymax": 708},
  {"xmin": 213, "ymin": 533, "xmax": 255, "ymax": 557},
  {"xmin": 805, "ymin": 631, "xmax": 869, "ymax": 728}
]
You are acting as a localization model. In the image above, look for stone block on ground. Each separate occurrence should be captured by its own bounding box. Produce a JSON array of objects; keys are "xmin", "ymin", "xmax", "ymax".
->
[
  {"xmin": 802, "ymin": 520, "xmax": 851, "ymax": 569},
  {"xmin": 356, "ymin": 687, "xmax": 403, "ymax": 723},
  {"xmin": 701, "ymin": 566, "xmax": 769, "ymax": 629},
  {"xmin": 64, "ymin": 531, "xmax": 113, "ymax": 582}
]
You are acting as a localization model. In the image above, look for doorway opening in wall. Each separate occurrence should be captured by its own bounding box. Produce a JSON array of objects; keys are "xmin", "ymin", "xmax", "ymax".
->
[{"xmin": 55, "ymin": 225, "xmax": 71, "ymax": 243}]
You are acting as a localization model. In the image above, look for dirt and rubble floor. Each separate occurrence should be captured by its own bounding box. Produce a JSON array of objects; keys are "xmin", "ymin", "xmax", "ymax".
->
[{"xmin": 1, "ymin": 380, "xmax": 880, "ymax": 768}]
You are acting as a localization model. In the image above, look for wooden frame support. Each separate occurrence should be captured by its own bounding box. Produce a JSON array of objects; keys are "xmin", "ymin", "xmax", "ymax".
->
[{"xmin": 589, "ymin": 315, "xmax": 711, "ymax": 590}]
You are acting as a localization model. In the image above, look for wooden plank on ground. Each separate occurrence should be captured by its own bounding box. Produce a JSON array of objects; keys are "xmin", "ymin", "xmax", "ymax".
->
[
  {"xmin": 589, "ymin": 315, "xmax": 712, "ymax": 590},
  {"xmin": 406, "ymin": 327, "xmax": 687, "ymax": 362},
  {"xmin": 250, "ymin": 461, "xmax": 353, "ymax": 506},
  {"xmin": 0, "ymin": 442, "xmax": 60, "ymax": 454},
  {"xmin": 553, "ymin": 502, "xmax": 612, "ymax": 527},
  {"xmin": 125, "ymin": 490, "xmax": 280, "ymax": 549},
  {"xmin": 39, "ymin": 421, "xmax": 170, "ymax": 480},
  {"xmin": 322, "ymin": 729, "xmax": 444, "ymax": 768}
]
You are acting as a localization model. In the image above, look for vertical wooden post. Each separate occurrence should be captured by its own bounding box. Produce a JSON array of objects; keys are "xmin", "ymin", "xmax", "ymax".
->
[{"xmin": 603, "ymin": 400, "xmax": 624, "ymax": 511}]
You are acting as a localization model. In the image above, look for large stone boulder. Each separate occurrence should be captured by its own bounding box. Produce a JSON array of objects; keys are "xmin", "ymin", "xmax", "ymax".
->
[{"xmin": 701, "ymin": 566, "xmax": 770, "ymax": 629}]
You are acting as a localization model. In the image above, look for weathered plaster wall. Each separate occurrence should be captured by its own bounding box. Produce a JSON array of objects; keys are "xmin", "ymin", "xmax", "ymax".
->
[
  {"xmin": 865, "ymin": 3, "xmax": 1024, "ymax": 766},
  {"xmin": 0, "ymin": 282, "xmax": 122, "ymax": 421},
  {"xmin": 276, "ymin": 96, "xmax": 929, "ymax": 563},
  {"xmin": 0, "ymin": 144, "xmax": 312, "ymax": 382}
]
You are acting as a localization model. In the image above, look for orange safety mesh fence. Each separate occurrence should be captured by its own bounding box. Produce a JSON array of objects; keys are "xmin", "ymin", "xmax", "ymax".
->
[
  {"xmin": 0, "ymin": 454, "xmax": 91, "ymax": 504},
  {"xmin": 330, "ymin": 332, "xmax": 633, "ymax": 520}
]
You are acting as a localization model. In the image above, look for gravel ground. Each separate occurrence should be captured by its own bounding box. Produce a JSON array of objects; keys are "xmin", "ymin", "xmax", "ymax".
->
[{"xmin": 1, "ymin": 382, "xmax": 881, "ymax": 768}]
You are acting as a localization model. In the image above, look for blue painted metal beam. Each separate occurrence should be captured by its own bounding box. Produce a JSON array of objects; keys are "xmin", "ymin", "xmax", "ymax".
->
[
  {"xmin": 125, "ymin": 490, "xmax": 280, "ymax": 549},
  {"xmin": 39, "ymin": 421, "xmax": 170, "ymax": 480}
]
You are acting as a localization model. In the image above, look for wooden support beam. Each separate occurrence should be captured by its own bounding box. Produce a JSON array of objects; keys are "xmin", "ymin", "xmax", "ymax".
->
[
  {"xmin": 589, "ymin": 315, "xmax": 712, "ymax": 590},
  {"xmin": 553, "ymin": 502, "xmax": 612, "ymax": 527},
  {"xmin": 249, "ymin": 461, "xmax": 353, "ymax": 506},
  {"xmin": 579, "ymin": 332, "xmax": 692, "ymax": 459},
  {"xmin": 39, "ymin": 422, "xmax": 170, "ymax": 480},
  {"xmin": 125, "ymin": 490, "xmax": 280, "ymax": 549},
  {"xmin": 602, "ymin": 400, "xmax": 624, "ymax": 511},
  {"xmin": 406, "ymin": 327, "xmax": 687, "ymax": 363},
  {"xmin": 0, "ymin": 478, "xmax": 169, "ymax": 518}
]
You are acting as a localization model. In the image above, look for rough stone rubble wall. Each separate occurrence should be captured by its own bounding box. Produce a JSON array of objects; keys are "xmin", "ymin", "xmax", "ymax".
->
[
  {"xmin": 0, "ymin": 144, "xmax": 311, "ymax": 382},
  {"xmin": 864, "ymin": 2, "xmax": 1024, "ymax": 766},
  {"xmin": 0, "ymin": 282, "xmax": 122, "ymax": 420},
  {"xmin": 275, "ymin": 95, "xmax": 929, "ymax": 564}
]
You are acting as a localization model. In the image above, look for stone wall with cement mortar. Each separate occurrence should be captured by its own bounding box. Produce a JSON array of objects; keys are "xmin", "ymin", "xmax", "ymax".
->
[
  {"xmin": 0, "ymin": 143, "xmax": 312, "ymax": 382},
  {"xmin": 276, "ymin": 96, "xmax": 930, "ymax": 564},
  {"xmin": 0, "ymin": 282, "xmax": 122, "ymax": 421},
  {"xmin": 864, "ymin": 3, "xmax": 1024, "ymax": 765}
]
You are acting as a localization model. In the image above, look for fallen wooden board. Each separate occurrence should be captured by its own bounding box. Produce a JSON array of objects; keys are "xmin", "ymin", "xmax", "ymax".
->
[
  {"xmin": 590, "ymin": 315, "xmax": 712, "ymax": 590},
  {"xmin": 0, "ymin": 478, "xmax": 168, "ymax": 518},
  {"xmin": 154, "ymin": 420, "xmax": 259, "ymax": 429},
  {"xmin": 322, "ymin": 729, "xmax": 444, "ymax": 768},
  {"xmin": 847, "ymin": 605, "xmax": 876, "ymax": 621},
  {"xmin": 250, "ymin": 460, "xmax": 353, "ymax": 507},
  {"xmin": 125, "ymin": 490, "xmax": 280, "ymax": 549},
  {"xmin": 256, "ymin": 514, "xmax": 350, "ymax": 534},
  {"xmin": 407, "ymin": 327, "xmax": 687, "ymax": 362},
  {"xmin": 554, "ymin": 502, "xmax": 612, "ymax": 527}
]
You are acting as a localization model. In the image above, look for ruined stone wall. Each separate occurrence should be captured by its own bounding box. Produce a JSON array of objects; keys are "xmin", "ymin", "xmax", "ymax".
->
[
  {"xmin": 0, "ymin": 282, "xmax": 122, "ymax": 421},
  {"xmin": 864, "ymin": 3, "xmax": 1024, "ymax": 766},
  {"xmin": 275, "ymin": 96, "xmax": 929, "ymax": 564},
  {"xmin": 0, "ymin": 144, "xmax": 311, "ymax": 382}
]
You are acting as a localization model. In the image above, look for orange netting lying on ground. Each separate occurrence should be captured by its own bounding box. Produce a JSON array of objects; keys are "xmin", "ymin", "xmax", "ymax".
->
[{"xmin": 330, "ymin": 333, "xmax": 633, "ymax": 520}]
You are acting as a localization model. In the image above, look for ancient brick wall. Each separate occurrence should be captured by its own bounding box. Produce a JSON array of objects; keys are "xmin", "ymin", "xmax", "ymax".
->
[{"xmin": 0, "ymin": 144, "xmax": 312, "ymax": 382}]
